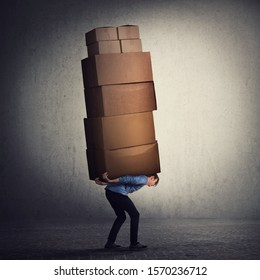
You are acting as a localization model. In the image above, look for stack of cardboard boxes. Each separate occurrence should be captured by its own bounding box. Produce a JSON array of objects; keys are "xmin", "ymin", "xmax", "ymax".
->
[{"xmin": 82, "ymin": 25, "xmax": 160, "ymax": 180}]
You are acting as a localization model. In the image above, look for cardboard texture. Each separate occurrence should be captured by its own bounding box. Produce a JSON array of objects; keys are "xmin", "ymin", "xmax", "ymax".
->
[
  {"xmin": 87, "ymin": 39, "xmax": 142, "ymax": 56},
  {"xmin": 83, "ymin": 25, "xmax": 161, "ymax": 180},
  {"xmin": 87, "ymin": 142, "xmax": 160, "ymax": 179},
  {"xmin": 84, "ymin": 112, "xmax": 155, "ymax": 150},
  {"xmin": 120, "ymin": 39, "xmax": 142, "ymax": 53},
  {"xmin": 86, "ymin": 25, "xmax": 140, "ymax": 46},
  {"xmin": 81, "ymin": 52, "xmax": 153, "ymax": 88},
  {"xmin": 87, "ymin": 40, "xmax": 121, "ymax": 56},
  {"xmin": 85, "ymin": 27, "xmax": 118, "ymax": 45},
  {"xmin": 84, "ymin": 82, "xmax": 157, "ymax": 117},
  {"xmin": 117, "ymin": 25, "xmax": 140, "ymax": 40}
]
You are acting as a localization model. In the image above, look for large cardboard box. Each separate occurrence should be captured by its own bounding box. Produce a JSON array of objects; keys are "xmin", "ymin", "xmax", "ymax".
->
[
  {"xmin": 81, "ymin": 52, "xmax": 153, "ymax": 88},
  {"xmin": 117, "ymin": 25, "xmax": 140, "ymax": 39},
  {"xmin": 85, "ymin": 82, "xmax": 156, "ymax": 117},
  {"xmin": 85, "ymin": 27, "xmax": 118, "ymax": 45},
  {"xmin": 120, "ymin": 39, "xmax": 142, "ymax": 53},
  {"xmin": 87, "ymin": 40, "xmax": 121, "ymax": 56},
  {"xmin": 84, "ymin": 112, "xmax": 155, "ymax": 150},
  {"xmin": 87, "ymin": 142, "xmax": 160, "ymax": 179}
]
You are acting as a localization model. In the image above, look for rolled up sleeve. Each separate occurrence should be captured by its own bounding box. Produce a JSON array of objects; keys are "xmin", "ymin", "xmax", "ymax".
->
[{"xmin": 119, "ymin": 175, "xmax": 148, "ymax": 186}]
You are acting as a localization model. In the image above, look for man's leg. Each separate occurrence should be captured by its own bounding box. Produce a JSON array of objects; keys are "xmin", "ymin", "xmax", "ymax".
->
[
  {"xmin": 107, "ymin": 208, "xmax": 126, "ymax": 244},
  {"xmin": 105, "ymin": 190, "xmax": 145, "ymax": 248},
  {"xmin": 122, "ymin": 196, "xmax": 147, "ymax": 248},
  {"xmin": 105, "ymin": 190, "xmax": 126, "ymax": 246},
  {"xmin": 122, "ymin": 198, "xmax": 140, "ymax": 245}
]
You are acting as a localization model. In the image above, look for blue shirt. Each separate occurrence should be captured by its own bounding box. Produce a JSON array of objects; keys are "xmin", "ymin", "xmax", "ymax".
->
[{"xmin": 105, "ymin": 175, "xmax": 148, "ymax": 196}]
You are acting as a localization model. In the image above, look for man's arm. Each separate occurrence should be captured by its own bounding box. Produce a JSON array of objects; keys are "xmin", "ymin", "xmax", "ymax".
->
[
  {"xmin": 101, "ymin": 172, "xmax": 119, "ymax": 183},
  {"xmin": 102, "ymin": 172, "xmax": 148, "ymax": 185}
]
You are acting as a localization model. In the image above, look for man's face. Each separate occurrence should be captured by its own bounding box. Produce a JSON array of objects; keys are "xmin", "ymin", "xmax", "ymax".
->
[{"xmin": 147, "ymin": 176, "xmax": 158, "ymax": 187}]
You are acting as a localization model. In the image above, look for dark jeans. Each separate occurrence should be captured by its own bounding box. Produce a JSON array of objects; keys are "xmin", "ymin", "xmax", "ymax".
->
[{"xmin": 105, "ymin": 190, "xmax": 140, "ymax": 245}]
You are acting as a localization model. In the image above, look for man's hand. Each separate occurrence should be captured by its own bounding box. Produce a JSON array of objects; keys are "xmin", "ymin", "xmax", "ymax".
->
[
  {"xmin": 101, "ymin": 172, "xmax": 109, "ymax": 182},
  {"xmin": 94, "ymin": 178, "xmax": 108, "ymax": 186},
  {"xmin": 97, "ymin": 171, "xmax": 120, "ymax": 184}
]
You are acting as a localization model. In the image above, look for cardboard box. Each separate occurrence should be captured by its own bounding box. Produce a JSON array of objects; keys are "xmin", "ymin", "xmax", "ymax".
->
[
  {"xmin": 87, "ymin": 40, "xmax": 121, "ymax": 56},
  {"xmin": 117, "ymin": 25, "xmax": 140, "ymax": 40},
  {"xmin": 87, "ymin": 39, "xmax": 142, "ymax": 56},
  {"xmin": 87, "ymin": 142, "xmax": 160, "ymax": 179},
  {"xmin": 120, "ymin": 39, "xmax": 142, "ymax": 53},
  {"xmin": 84, "ymin": 112, "xmax": 155, "ymax": 150},
  {"xmin": 81, "ymin": 52, "xmax": 153, "ymax": 88},
  {"xmin": 85, "ymin": 82, "xmax": 156, "ymax": 117},
  {"xmin": 85, "ymin": 26, "xmax": 140, "ymax": 45},
  {"xmin": 85, "ymin": 27, "xmax": 118, "ymax": 45}
]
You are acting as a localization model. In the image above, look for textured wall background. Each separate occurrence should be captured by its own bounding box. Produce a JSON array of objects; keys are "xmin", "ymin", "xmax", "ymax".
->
[{"xmin": 1, "ymin": 0, "xmax": 260, "ymax": 221}]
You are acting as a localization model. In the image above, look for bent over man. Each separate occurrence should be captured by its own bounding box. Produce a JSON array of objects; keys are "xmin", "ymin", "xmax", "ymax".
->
[{"xmin": 95, "ymin": 172, "xmax": 159, "ymax": 249}]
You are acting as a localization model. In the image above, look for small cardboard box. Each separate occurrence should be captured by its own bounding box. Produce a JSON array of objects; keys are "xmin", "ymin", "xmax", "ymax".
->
[
  {"xmin": 87, "ymin": 142, "xmax": 160, "ymax": 179},
  {"xmin": 87, "ymin": 39, "xmax": 142, "ymax": 56},
  {"xmin": 87, "ymin": 40, "xmax": 121, "ymax": 56},
  {"xmin": 81, "ymin": 52, "xmax": 153, "ymax": 88},
  {"xmin": 120, "ymin": 39, "xmax": 142, "ymax": 53},
  {"xmin": 84, "ymin": 112, "xmax": 155, "ymax": 150},
  {"xmin": 85, "ymin": 82, "xmax": 156, "ymax": 117},
  {"xmin": 85, "ymin": 27, "xmax": 118, "ymax": 45},
  {"xmin": 117, "ymin": 25, "xmax": 140, "ymax": 40}
]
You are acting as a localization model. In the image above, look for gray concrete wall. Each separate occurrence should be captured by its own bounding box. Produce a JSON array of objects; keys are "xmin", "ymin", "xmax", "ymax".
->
[{"xmin": 1, "ymin": 0, "xmax": 260, "ymax": 221}]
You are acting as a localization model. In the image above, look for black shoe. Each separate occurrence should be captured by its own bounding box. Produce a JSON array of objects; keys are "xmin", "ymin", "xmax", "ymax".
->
[
  {"xmin": 129, "ymin": 242, "xmax": 147, "ymax": 249},
  {"xmin": 104, "ymin": 242, "xmax": 122, "ymax": 249}
]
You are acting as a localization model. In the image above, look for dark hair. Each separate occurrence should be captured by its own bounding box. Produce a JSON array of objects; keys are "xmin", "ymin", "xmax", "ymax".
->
[{"xmin": 146, "ymin": 173, "xmax": 159, "ymax": 186}]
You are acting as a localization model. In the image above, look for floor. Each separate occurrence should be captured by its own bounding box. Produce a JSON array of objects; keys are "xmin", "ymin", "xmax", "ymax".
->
[{"xmin": 0, "ymin": 218, "xmax": 260, "ymax": 260}]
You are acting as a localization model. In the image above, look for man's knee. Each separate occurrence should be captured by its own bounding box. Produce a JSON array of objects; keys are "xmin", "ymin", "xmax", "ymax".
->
[
  {"xmin": 130, "ymin": 210, "xmax": 140, "ymax": 220},
  {"xmin": 116, "ymin": 212, "xmax": 127, "ymax": 223}
]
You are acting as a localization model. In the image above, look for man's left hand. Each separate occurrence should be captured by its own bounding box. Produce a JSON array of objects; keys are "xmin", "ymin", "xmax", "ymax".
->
[{"xmin": 94, "ymin": 178, "xmax": 107, "ymax": 185}]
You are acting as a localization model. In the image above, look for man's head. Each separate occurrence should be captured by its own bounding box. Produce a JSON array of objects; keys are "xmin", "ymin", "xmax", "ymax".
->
[{"xmin": 146, "ymin": 173, "xmax": 159, "ymax": 187}]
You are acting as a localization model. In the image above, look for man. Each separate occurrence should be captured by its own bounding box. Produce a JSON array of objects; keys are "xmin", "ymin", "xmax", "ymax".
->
[{"xmin": 95, "ymin": 172, "xmax": 159, "ymax": 250}]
